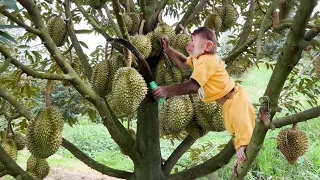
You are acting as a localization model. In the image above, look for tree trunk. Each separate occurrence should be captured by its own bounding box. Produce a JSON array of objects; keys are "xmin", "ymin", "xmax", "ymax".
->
[{"xmin": 134, "ymin": 92, "xmax": 165, "ymax": 180}]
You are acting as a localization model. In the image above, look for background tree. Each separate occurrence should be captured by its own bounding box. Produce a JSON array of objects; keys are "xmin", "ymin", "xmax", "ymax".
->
[{"xmin": 0, "ymin": 0, "xmax": 319, "ymax": 179}]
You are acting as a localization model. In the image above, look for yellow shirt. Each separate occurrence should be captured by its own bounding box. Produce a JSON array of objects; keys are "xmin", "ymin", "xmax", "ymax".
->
[{"xmin": 187, "ymin": 54, "xmax": 235, "ymax": 103}]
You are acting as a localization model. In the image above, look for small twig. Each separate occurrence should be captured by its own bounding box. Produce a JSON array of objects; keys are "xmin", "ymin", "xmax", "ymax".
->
[
  {"xmin": 291, "ymin": 123, "xmax": 298, "ymax": 130},
  {"xmin": 45, "ymin": 80, "xmax": 51, "ymax": 107},
  {"xmin": 15, "ymin": 70, "xmax": 23, "ymax": 88}
]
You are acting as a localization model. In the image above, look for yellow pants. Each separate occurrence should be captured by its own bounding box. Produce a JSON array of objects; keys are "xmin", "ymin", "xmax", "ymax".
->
[{"xmin": 222, "ymin": 85, "xmax": 255, "ymax": 149}]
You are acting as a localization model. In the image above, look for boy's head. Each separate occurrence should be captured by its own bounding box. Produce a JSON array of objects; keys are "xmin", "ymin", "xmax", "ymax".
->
[{"xmin": 187, "ymin": 26, "xmax": 217, "ymax": 58}]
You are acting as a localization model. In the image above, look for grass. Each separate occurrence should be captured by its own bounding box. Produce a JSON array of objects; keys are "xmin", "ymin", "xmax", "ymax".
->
[{"xmin": 2, "ymin": 64, "xmax": 319, "ymax": 180}]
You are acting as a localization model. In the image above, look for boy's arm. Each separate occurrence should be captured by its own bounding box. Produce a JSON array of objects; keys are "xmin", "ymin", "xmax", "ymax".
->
[
  {"xmin": 162, "ymin": 36, "xmax": 191, "ymax": 71},
  {"xmin": 152, "ymin": 79, "xmax": 199, "ymax": 100}
]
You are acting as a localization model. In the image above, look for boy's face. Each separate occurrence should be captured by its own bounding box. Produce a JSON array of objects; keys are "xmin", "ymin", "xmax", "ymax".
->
[{"xmin": 187, "ymin": 34, "xmax": 207, "ymax": 58}]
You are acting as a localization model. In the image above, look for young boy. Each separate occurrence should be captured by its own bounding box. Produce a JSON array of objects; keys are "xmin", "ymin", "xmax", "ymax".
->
[{"xmin": 152, "ymin": 27, "xmax": 255, "ymax": 175}]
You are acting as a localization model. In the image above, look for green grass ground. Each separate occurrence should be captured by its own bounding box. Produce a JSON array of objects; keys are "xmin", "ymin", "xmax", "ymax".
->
[{"xmin": 1, "ymin": 64, "xmax": 319, "ymax": 180}]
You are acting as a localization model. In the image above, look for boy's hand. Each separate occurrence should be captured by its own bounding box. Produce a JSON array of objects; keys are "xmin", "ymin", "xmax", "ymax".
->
[
  {"xmin": 232, "ymin": 145, "xmax": 248, "ymax": 177},
  {"xmin": 152, "ymin": 87, "xmax": 168, "ymax": 100},
  {"xmin": 161, "ymin": 35, "xmax": 170, "ymax": 53}
]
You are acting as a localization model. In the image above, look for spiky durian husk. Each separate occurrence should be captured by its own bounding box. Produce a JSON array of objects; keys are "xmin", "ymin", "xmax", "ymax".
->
[
  {"xmin": 13, "ymin": 132, "xmax": 26, "ymax": 151},
  {"xmin": 130, "ymin": 34, "xmax": 152, "ymax": 59},
  {"xmin": 153, "ymin": 22, "xmax": 175, "ymax": 43},
  {"xmin": 124, "ymin": 13, "xmax": 133, "ymax": 33},
  {"xmin": 26, "ymin": 106, "xmax": 64, "ymax": 158},
  {"xmin": 129, "ymin": 13, "xmax": 141, "ymax": 35},
  {"xmin": 108, "ymin": 67, "xmax": 148, "ymax": 116},
  {"xmin": 185, "ymin": 120, "xmax": 207, "ymax": 139},
  {"xmin": 158, "ymin": 96, "xmax": 193, "ymax": 135},
  {"xmin": 146, "ymin": 32, "xmax": 162, "ymax": 57},
  {"xmin": 0, "ymin": 139, "xmax": 17, "ymax": 171},
  {"xmin": 222, "ymin": 4, "xmax": 237, "ymax": 29},
  {"xmin": 91, "ymin": 59, "xmax": 110, "ymax": 97},
  {"xmin": 172, "ymin": 33, "xmax": 190, "ymax": 57},
  {"xmin": 164, "ymin": 65, "xmax": 183, "ymax": 85},
  {"xmin": 27, "ymin": 155, "xmax": 50, "ymax": 180},
  {"xmin": 226, "ymin": 57, "xmax": 253, "ymax": 76},
  {"xmin": 204, "ymin": 13, "xmax": 222, "ymax": 32},
  {"xmin": 47, "ymin": 16, "xmax": 67, "ymax": 47},
  {"xmin": 86, "ymin": 0, "xmax": 107, "ymax": 9},
  {"xmin": 277, "ymin": 128, "xmax": 309, "ymax": 164}
]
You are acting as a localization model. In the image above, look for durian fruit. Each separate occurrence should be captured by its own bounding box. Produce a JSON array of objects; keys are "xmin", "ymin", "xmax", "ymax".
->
[
  {"xmin": 123, "ymin": 13, "xmax": 133, "ymax": 33},
  {"xmin": 277, "ymin": 127, "xmax": 309, "ymax": 164},
  {"xmin": 128, "ymin": 13, "xmax": 141, "ymax": 35},
  {"xmin": 185, "ymin": 120, "xmax": 207, "ymax": 139},
  {"xmin": 153, "ymin": 22, "xmax": 175, "ymax": 43},
  {"xmin": 221, "ymin": 2, "xmax": 238, "ymax": 29},
  {"xmin": 226, "ymin": 57, "xmax": 253, "ymax": 76},
  {"xmin": 204, "ymin": 13, "xmax": 222, "ymax": 32},
  {"xmin": 164, "ymin": 65, "xmax": 183, "ymax": 85},
  {"xmin": 12, "ymin": 132, "xmax": 27, "ymax": 151},
  {"xmin": 0, "ymin": 139, "xmax": 18, "ymax": 171},
  {"xmin": 26, "ymin": 155, "xmax": 50, "ymax": 180},
  {"xmin": 91, "ymin": 59, "xmax": 111, "ymax": 97},
  {"xmin": 155, "ymin": 58, "xmax": 167, "ymax": 86},
  {"xmin": 172, "ymin": 33, "xmax": 190, "ymax": 57},
  {"xmin": 130, "ymin": 34, "xmax": 152, "ymax": 59},
  {"xmin": 313, "ymin": 56, "xmax": 320, "ymax": 78},
  {"xmin": 26, "ymin": 106, "xmax": 64, "ymax": 158},
  {"xmin": 47, "ymin": 15, "xmax": 67, "ymax": 47},
  {"xmin": 146, "ymin": 32, "xmax": 162, "ymax": 57},
  {"xmin": 193, "ymin": 96, "xmax": 225, "ymax": 132},
  {"xmin": 108, "ymin": 67, "xmax": 148, "ymax": 116},
  {"xmin": 158, "ymin": 96, "xmax": 193, "ymax": 135},
  {"xmin": 86, "ymin": 0, "xmax": 107, "ymax": 9}
]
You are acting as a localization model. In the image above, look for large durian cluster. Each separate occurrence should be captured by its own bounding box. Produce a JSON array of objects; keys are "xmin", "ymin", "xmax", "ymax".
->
[
  {"xmin": 277, "ymin": 127, "xmax": 309, "ymax": 164},
  {"xmin": 205, "ymin": 1, "xmax": 238, "ymax": 33},
  {"xmin": 47, "ymin": 15, "xmax": 67, "ymax": 47},
  {"xmin": 26, "ymin": 106, "xmax": 64, "ymax": 159},
  {"xmin": 158, "ymin": 95, "xmax": 225, "ymax": 139},
  {"xmin": 124, "ymin": 13, "xmax": 141, "ymax": 35}
]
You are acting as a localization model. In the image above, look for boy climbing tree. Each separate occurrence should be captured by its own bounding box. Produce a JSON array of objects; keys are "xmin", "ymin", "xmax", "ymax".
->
[{"xmin": 152, "ymin": 26, "xmax": 255, "ymax": 176}]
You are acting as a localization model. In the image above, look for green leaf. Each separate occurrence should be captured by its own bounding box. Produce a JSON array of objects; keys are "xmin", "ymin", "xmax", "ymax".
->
[
  {"xmin": 24, "ymin": 83, "xmax": 32, "ymax": 98},
  {"xmin": 0, "ymin": 31, "xmax": 17, "ymax": 43},
  {"xmin": 75, "ymin": 29, "xmax": 94, "ymax": 34},
  {"xmin": 79, "ymin": 41, "xmax": 89, "ymax": 49},
  {"xmin": 0, "ymin": 25, "xmax": 23, "ymax": 29},
  {"xmin": 2, "ymin": 0, "xmax": 19, "ymax": 10},
  {"xmin": 0, "ymin": 58, "xmax": 10, "ymax": 74}
]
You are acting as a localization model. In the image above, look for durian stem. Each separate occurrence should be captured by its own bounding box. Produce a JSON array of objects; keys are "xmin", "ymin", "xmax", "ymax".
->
[
  {"xmin": 157, "ymin": 10, "xmax": 163, "ymax": 24},
  {"xmin": 105, "ymin": 41, "xmax": 109, "ymax": 60},
  {"xmin": 127, "ymin": 0, "xmax": 130, "ymax": 13},
  {"xmin": 45, "ymin": 80, "xmax": 51, "ymax": 107},
  {"xmin": 69, "ymin": 50, "xmax": 73, "ymax": 63},
  {"xmin": 15, "ymin": 70, "xmax": 23, "ymax": 88},
  {"xmin": 139, "ymin": 19, "xmax": 146, "ymax": 35},
  {"xmin": 125, "ymin": 48, "xmax": 132, "ymax": 67},
  {"xmin": 179, "ymin": 24, "xmax": 187, "ymax": 34},
  {"xmin": 292, "ymin": 123, "xmax": 298, "ymax": 131},
  {"xmin": 127, "ymin": 114, "xmax": 131, "ymax": 129},
  {"xmin": 212, "ymin": 0, "xmax": 215, "ymax": 12}
]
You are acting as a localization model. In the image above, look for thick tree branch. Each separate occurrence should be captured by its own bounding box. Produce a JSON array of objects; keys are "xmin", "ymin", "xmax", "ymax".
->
[
  {"xmin": 111, "ymin": 0, "xmax": 130, "ymax": 39},
  {"xmin": 0, "ymin": 146, "xmax": 35, "ymax": 180},
  {"xmin": 61, "ymin": 138, "xmax": 134, "ymax": 179},
  {"xmin": 0, "ymin": 85, "xmax": 34, "ymax": 122},
  {"xmin": 174, "ymin": 0, "xmax": 200, "ymax": 34},
  {"xmin": 168, "ymin": 140, "xmax": 235, "ymax": 180},
  {"xmin": 156, "ymin": 0, "xmax": 169, "ymax": 14},
  {"xmin": 232, "ymin": 0, "xmax": 256, "ymax": 50},
  {"xmin": 0, "ymin": 170, "xmax": 8, "ymax": 178},
  {"xmin": 119, "ymin": 0, "xmax": 135, "ymax": 13},
  {"xmin": 0, "ymin": 44, "xmax": 71, "ymax": 81},
  {"xmin": 17, "ymin": 0, "xmax": 140, "ymax": 162},
  {"xmin": 232, "ymin": 1, "xmax": 318, "ymax": 179},
  {"xmin": 256, "ymin": 0, "xmax": 281, "ymax": 60},
  {"xmin": 272, "ymin": 106, "xmax": 320, "ymax": 128},
  {"xmin": 103, "ymin": 4, "xmax": 123, "ymax": 38},
  {"xmin": 163, "ymin": 135, "xmax": 196, "ymax": 177},
  {"xmin": 184, "ymin": 0, "xmax": 209, "ymax": 31},
  {"xmin": 64, "ymin": 0, "xmax": 92, "ymax": 80},
  {"xmin": 304, "ymin": 26, "xmax": 320, "ymax": 41},
  {"xmin": 140, "ymin": 0, "xmax": 156, "ymax": 32},
  {"xmin": 0, "ymin": 7, "xmax": 41, "ymax": 35}
]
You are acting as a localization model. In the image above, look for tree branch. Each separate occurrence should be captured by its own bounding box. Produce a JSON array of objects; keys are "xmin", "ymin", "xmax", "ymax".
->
[
  {"xmin": 0, "ymin": 44, "xmax": 71, "ymax": 81},
  {"xmin": 156, "ymin": 0, "xmax": 169, "ymax": 14},
  {"xmin": 304, "ymin": 26, "xmax": 320, "ymax": 41},
  {"xmin": 0, "ymin": 170, "xmax": 8, "ymax": 178},
  {"xmin": 61, "ymin": 138, "xmax": 134, "ymax": 179},
  {"xmin": 184, "ymin": 0, "xmax": 209, "ymax": 32},
  {"xmin": 168, "ymin": 140, "xmax": 235, "ymax": 180},
  {"xmin": 0, "ymin": 146, "xmax": 36, "ymax": 180},
  {"xmin": 272, "ymin": 106, "xmax": 320, "ymax": 128},
  {"xmin": 0, "ymin": 85, "xmax": 35, "ymax": 122},
  {"xmin": 175, "ymin": 0, "xmax": 200, "ymax": 34},
  {"xmin": 0, "ymin": 7, "xmax": 41, "ymax": 35},
  {"xmin": 103, "ymin": 4, "xmax": 123, "ymax": 38},
  {"xmin": 163, "ymin": 135, "xmax": 196, "ymax": 177},
  {"xmin": 111, "ymin": 0, "xmax": 130, "ymax": 39},
  {"xmin": 64, "ymin": 0, "xmax": 92, "ymax": 80},
  {"xmin": 140, "ymin": 0, "xmax": 156, "ymax": 32},
  {"xmin": 232, "ymin": 0, "xmax": 256, "ymax": 50}
]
